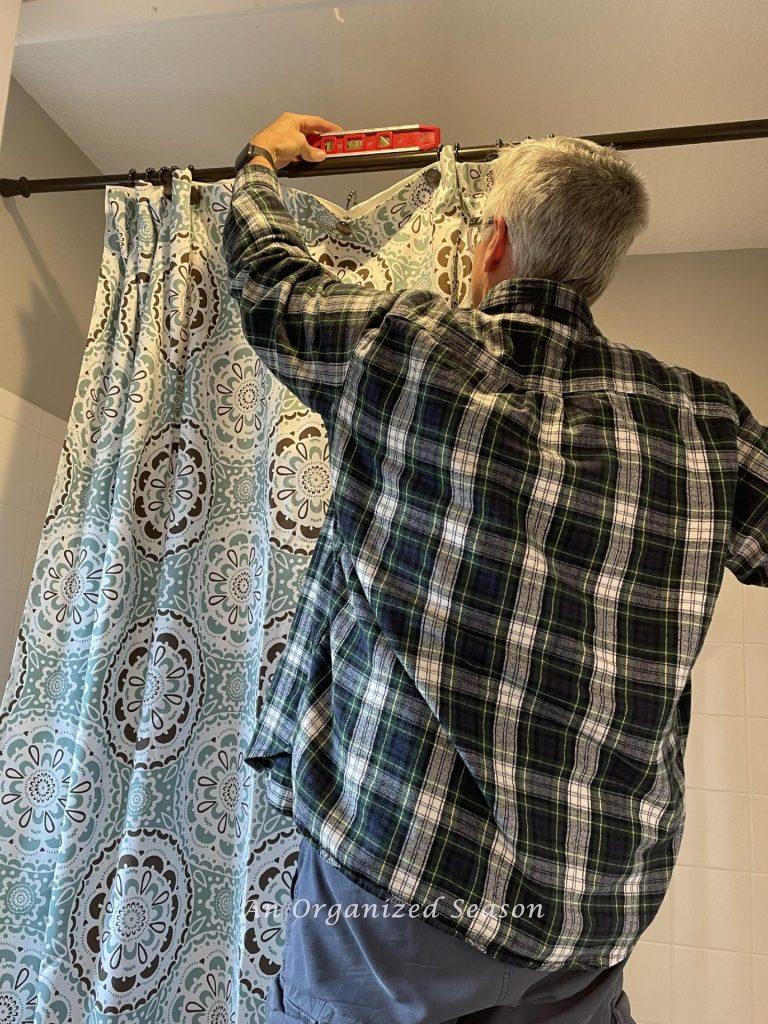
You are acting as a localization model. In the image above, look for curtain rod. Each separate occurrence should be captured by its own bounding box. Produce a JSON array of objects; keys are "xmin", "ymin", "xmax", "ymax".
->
[{"xmin": 2, "ymin": 118, "xmax": 767, "ymax": 199}]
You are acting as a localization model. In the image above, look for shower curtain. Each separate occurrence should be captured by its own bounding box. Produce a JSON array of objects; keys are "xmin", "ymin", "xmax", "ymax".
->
[{"xmin": 0, "ymin": 144, "xmax": 493, "ymax": 1023}]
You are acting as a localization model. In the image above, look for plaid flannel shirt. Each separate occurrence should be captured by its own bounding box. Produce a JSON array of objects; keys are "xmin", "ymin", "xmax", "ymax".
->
[{"xmin": 223, "ymin": 160, "xmax": 768, "ymax": 969}]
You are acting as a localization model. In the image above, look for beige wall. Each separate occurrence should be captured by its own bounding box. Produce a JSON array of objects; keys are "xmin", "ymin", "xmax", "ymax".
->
[
  {"xmin": 0, "ymin": 77, "xmax": 104, "ymax": 420},
  {"xmin": 0, "ymin": 1, "xmax": 20, "ymax": 140},
  {"xmin": 595, "ymin": 248, "xmax": 768, "ymax": 420}
]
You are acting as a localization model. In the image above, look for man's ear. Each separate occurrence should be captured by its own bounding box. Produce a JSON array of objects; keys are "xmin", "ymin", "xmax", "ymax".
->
[
  {"xmin": 483, "ymin": 217, "xmax": 508, "ymax": 272},
  {"xmin": 492, "ymin": 216, "xmax": 509, "ymax": 257}
]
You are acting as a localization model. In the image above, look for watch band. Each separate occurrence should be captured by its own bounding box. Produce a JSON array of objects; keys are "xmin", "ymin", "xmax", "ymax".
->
[{"xmin": 234, "ymin": 142, "xmax": 277, "ymax": 174}]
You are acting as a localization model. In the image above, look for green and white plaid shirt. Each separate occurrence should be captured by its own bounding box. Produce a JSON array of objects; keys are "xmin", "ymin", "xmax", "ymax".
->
[{"xmin": 223, "ymin": 161, "xmax": 768, "ymax": 970}]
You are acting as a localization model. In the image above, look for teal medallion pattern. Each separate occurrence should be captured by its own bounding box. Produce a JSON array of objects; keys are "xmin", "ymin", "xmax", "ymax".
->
[{"xmin": 0, "ymin": 144, "xmax": 490, "ymax": 1022}]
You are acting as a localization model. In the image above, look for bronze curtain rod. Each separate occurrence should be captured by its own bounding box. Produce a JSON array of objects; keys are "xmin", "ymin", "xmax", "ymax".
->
[{"xmin": 2, "ymin": 117, "xmax": 767, "ymax": 199}]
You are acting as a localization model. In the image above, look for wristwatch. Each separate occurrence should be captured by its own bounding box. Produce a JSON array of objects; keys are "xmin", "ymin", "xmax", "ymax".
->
[{"xmin": 234, "ymin": 141, "xmax": 277, "ymax": 174}]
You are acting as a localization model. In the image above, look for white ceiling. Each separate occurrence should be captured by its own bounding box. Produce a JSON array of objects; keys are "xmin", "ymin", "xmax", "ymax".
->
[{"xmin": 10, "ymin": 0, "xmax": 768, "ymax": 255}]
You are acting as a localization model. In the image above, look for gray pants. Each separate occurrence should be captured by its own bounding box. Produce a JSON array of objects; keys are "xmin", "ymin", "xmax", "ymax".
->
[{"xmin": 266, "ymin": 837, "xmax": 636, "ymax": 1024}]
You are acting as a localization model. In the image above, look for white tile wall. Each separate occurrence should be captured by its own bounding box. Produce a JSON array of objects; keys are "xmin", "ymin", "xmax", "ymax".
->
[
  {"xmin": 671, "ymin": 946, "xmax": 752, "ymax": 1024},
  {"xmin": 623, "ymin": 942, "xmax": 672, "ymax": 1023},
  {"xmin": 0, "ymin": 386, "xmax": 67, "ymax": 687},
  {"xmin": 677, "ymin": 789, "xmax": 750, "ymax": 871},
  {"xmin": 746, "ymin": 647, "xmax": 768, "ymax": 717},
  {"xmin": 0, "ymin": 386, "xmax": 765, "ymax": 1023},
  {"xmin": 672, "ymin": 866, "xmax": 752, "ymax": 953},
  {"xmin": 745, "ymin": 587, "xmax": 768, "ymax": 645},
  {"xmin": 628, "ymin": 572, "xmax": 768, "ymax": 1024}
]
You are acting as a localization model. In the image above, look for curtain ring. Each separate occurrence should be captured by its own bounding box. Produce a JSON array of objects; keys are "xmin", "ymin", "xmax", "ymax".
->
[
  {"xmin": 453, "ymin": 141, "xmax": 461, "ymax": 158},
  {"xmin": 159, "ymin": 166, "xmax": 172, "ymax": 197},
  {"xmin": 128, "ymin": 168, "xmax": 137, "ymax": 187},
  {"xmin": 145, "ymin": 167, "xmax": 157, "ymax": 184},
  {"xmin": 187, "ymin": 164, "xmax": 196, "ymax": 178},
  {"xmin": 491, "ymin": 138, "xmax": 511, "ymax": 162},
  {"xmin": 17, "ymin": 176, "xmax": 31, "ymax": 198}
]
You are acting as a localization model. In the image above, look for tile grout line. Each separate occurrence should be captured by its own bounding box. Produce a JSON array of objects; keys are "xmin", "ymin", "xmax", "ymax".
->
[
  {"xmin": 690, "ymin": 711, "xmax": 766, "ymax": 721},
  {"xmin": 683, "ymin": 786, "xmax": 766, "ymax": 796},
  {"xmin": 674, "ymin": 861, "xmax": 761, "ymax": 877},
  {"xmin": 697, "ymin": 640, "xmax": 768, "ymax": 647}
]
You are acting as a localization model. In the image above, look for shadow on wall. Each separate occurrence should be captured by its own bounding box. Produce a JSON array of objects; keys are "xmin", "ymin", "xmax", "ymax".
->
[
  {"xmin": 0, "ymin": 198, "xmax": 98, "ymax": 523},
  {"xmin": 0, "ymin": 76, "xmax": 105, "ymax": 421},
  {"xmin": 4, "ymin": 196, "xmax": 87, "ymax": 405}
]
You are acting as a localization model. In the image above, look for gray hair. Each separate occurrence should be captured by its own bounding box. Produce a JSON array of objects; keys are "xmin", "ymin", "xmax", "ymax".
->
[{"xmin": 480, "ymin": 136, "xmax": 650, "ymax": 304}]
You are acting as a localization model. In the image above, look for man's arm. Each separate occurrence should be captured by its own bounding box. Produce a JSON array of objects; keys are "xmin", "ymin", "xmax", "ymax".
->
[
  {"xmin": 222, "ymin": 112, "xmax": 407, "ymax": 425},
  {"xmin": 725, "ymin": 390, "xmax": 768, "ymax": 586}
]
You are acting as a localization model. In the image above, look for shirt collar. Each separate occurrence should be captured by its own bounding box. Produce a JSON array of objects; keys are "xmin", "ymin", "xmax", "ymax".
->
[{"xmin": 476, "ymin": 277, "xmax": 596, "ymax": 334}]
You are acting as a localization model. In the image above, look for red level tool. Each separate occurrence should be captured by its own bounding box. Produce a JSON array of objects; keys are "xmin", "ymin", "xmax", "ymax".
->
[{"xmin": 305, "ymin": 124, "xmax": 441, "ymax": 158}]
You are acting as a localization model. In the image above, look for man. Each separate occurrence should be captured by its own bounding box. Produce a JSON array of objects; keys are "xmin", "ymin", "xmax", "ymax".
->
[{"xmin": 223, "ymin": 113, "xmax": 768, "ymax": 1024}]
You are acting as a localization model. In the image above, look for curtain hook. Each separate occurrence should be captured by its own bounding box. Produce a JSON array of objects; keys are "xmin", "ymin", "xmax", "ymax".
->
[
  {"xmin": 453, "ymin": 141, "xmax": 461, "ymax": 159},
  {"xmin": 128, "ymin": 168, "xmax": 137, "ymax": 187}
]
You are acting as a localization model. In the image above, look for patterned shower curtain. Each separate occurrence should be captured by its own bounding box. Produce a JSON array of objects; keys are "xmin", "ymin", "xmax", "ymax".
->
[{"xmin": 0, "ymin": 144, "xmax": 493, "ymax": 1023}]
